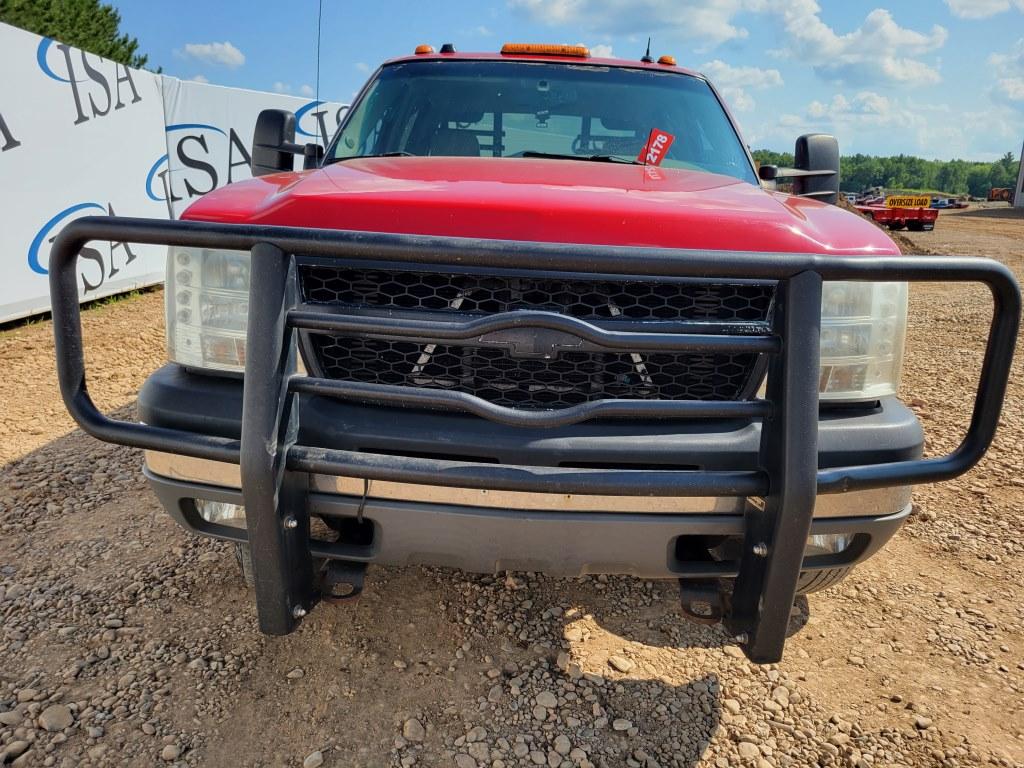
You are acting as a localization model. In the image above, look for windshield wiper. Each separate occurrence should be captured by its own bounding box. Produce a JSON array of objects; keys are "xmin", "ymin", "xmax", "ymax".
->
[
  {"xmin": 324, "ymin": 151, "xmax": 415, "ymax": 165},
  {"xmin": 520, "ymin": 151, "xmax": 641, "ymax": 165}
]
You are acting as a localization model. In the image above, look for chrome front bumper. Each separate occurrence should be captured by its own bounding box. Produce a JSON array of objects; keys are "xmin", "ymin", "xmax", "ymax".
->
[{"xmin": 145, "ymin": 450, "xmax": 912, "ymax": 518}]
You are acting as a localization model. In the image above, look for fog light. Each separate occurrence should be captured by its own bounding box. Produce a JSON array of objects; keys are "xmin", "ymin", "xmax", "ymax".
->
[
  {"xmin": 805, "ymin": 533, "xmax": 852, "ymax": 556},
  {"xmin": 195, "ymin": 499, "xmax": 246, "ymax": 529}
]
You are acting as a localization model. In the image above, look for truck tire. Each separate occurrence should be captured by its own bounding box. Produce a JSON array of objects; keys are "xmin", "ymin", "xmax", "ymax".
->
[
  {"xmin": 907, "ymin": 221, "xmax": 924, "ymax": 232},
  {"xmin": 795, "ymin": 566, "xmax": 851, "ymax": 594},
  {"xmin": 234, "ymin": 542, "xmax": 255, "ymax": 589}
]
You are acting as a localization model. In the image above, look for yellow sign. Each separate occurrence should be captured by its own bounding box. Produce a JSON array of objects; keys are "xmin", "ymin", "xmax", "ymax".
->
[{"xmin": 886, "ymin": 195, "xmax": 931, "ymax": 208}]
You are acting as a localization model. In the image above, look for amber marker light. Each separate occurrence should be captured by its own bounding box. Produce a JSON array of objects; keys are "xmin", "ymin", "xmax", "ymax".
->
[{"xmin": 500, "ymin": 43, "xmax": 590, "ymax": 57}]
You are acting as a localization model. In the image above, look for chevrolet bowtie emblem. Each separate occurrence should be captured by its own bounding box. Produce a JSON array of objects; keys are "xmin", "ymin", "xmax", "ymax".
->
[{"xmin": 475, "ymin": 328, "xmax": 585, "ymax": 359}]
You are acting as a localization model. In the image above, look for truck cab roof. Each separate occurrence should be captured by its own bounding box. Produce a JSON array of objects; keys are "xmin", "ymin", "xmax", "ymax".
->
[{"xmin": 380, "ymin": 48, "xmax": 703, "ymax": 80}]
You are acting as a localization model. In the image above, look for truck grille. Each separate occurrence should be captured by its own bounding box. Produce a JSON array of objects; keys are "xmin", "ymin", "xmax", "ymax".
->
[{"xmin": 299, "ymin": 266, "xmax": 774, "ymax": 411}]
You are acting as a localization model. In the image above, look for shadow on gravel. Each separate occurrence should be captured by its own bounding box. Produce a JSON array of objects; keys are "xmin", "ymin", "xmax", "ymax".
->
[
  {"xmin": 544, "ymin": 576, "xmax": 809, "ymax": 652},
  {"xmin": 317, "ymin": 570, "xmax": 729, "ymax": 767}
]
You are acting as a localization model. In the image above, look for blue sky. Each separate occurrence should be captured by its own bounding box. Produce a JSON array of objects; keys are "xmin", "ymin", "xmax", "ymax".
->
[{"xmin": 114, "ymin": 0, "xmax": 1024, "ymax": 161}]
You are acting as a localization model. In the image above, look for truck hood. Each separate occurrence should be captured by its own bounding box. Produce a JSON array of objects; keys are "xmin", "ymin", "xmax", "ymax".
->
[{"xmin": 182, "ymin": 157, "xmax": 899, "ymax": 255}]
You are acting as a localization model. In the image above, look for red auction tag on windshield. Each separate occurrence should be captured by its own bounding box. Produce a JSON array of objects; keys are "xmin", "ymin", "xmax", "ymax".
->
[{"xmin": 637, "ymin": 128, "xmax": 675, "ymax": 166}]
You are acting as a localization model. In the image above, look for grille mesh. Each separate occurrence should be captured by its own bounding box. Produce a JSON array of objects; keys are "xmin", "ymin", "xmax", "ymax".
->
[
  {"xmin": 301, "ymin": 267, "xmax": 774, "ymax": 321},
  {"xmin": 299, "ymin": 266, "xmax": 773, "ymax": 411},
  {"xmin": 311, "ymin": 337, "xmax": 758, "ymax": 408}
]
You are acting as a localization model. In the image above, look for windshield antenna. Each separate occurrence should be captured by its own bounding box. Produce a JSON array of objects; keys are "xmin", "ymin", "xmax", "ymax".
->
[{"xmin": 641, "ymin": 37, "xmax": 653, "ymax": 63}]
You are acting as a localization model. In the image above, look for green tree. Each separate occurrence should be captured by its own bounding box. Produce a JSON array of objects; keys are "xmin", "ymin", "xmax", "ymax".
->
[
  {"xmin": 754, "ymin": 147, "xmax": 1019, "ymax": 197},
  {"xmin": 750, "ymin": 149, "xmax": 794, "ymax": 168},
  {"xmin": 992, "ymin": 152, "xmax": 1018, "ymax": 189},
  {"xmin": 935, "ymin": 160, "xmax": 968, "ymax": 194},
  {"xmin": 967, "ymin": 163, "xmax": 1003, "ymax": 197},
  {"xmin": 0, "ymin": 0, "xmax": 151, "ymax": 69}
]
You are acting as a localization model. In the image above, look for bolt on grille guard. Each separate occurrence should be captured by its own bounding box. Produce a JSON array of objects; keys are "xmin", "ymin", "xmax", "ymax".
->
[{"xmin": 49, "ymin": 216, "xmax": 1020, "ymax": 663}]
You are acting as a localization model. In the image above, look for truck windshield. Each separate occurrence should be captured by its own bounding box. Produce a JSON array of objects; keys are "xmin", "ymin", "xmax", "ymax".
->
[{"xmin": 327, "ymin": 59, "xmax": 757, "ymax": 184}]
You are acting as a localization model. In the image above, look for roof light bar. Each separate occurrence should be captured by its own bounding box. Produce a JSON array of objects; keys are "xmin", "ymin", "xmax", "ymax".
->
[{"xmin": 500, "ymin": 43, "xmax": 590, "ymax": 58}]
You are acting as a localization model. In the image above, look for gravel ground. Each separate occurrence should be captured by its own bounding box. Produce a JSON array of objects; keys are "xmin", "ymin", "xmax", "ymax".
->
[{"xmin": 1, "ymin": 207, "xmax": 1023, "ymax": 768}]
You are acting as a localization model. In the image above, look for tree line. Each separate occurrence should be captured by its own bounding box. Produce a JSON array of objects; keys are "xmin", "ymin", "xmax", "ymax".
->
[
  {"xmin": 751, "ymin": 149, "xmax": 1021, "ymax": 198},
  {"xmin": 1, "ymin": 0, "xmax": 152, "ymax": 69}
]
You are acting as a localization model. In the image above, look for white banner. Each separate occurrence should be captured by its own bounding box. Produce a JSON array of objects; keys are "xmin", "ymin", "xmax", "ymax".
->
[
  {"xmin": 0, "ymin": 21, "xmax": 348, "ymax": 322},
  {"xmin": 0, "ymin": 21, "xmax": 167, "ymax": 323}
]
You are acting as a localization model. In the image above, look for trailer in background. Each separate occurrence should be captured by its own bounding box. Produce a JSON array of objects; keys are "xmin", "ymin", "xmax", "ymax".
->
[{"xmin": 856, "ymin": 195, "xmax": 938, "ymax": 231}]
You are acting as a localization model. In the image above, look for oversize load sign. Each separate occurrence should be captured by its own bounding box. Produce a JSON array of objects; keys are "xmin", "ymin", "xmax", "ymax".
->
[{"xmin": 886, "ymin": 195, "xmax": 931, "ymax": 209}]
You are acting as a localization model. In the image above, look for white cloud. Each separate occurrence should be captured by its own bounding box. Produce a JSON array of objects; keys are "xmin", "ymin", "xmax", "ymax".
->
[
  {"xmin": 753, "ymin": 95, "xmax": 1020, "ymax": 160},
  {"xmin": 944, "ymin": 0, "xmax": 1024, "ymax": 18},
  {"xmin": 700, "ymin": 59, "xmax": 782, "ymax": 111},
  {"xmin": 989, "ymin": 38, "xmax": 1024, "ymax": 106},
  {"xmin": 805, "ymin": 91, "xmax": 912, "ymax": 128},
  {"xmin": 180, "ymin": 41, "xmax": 245, "ymax": 69},
  {"xmin": 272, "ymin": 81, "xmax": 291, "ymax": 94},
  {"xmin": 474, "ymin": 25, "xmax": 493, "ymax": 36},
  {"xmin": 190, "ymin": 74, "xmax": 209, "ymax": 84},
  {"xmin": 589, "ymin": 43, "xmax": 614, "ymax": 58},
  {"xmin": 299, "ymin": 84, "xmax": 315, "ymax": 97},
  {"xmin": 749, "ymin": 91, "xmax": 917, "ymax": 151},
  {"xmin": 509, "ymin": 0, "xmax": 754, "ymax": 48},
  {"xmin": 354, "ymin": 62, "xmax": 370, "ymax": 73},
  {"xmin": 765, "ymin": 1, "xmax": 946, "ymax": 86},
  {"xmin": 509, "ymin": 0, "xmax": 946, "ymax": 86}
]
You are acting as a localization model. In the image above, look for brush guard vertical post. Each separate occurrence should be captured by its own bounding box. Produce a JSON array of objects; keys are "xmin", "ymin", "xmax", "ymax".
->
[
  {"xmin": 727, "ymin": 272, "xmax": 821, "ymax": 661},
  {"xmin": 239, "ymin": 244, "xmax": 316, "ymax": 633},
  {"xmin": 48, "ymin": 217, "xmax": 1021, "ymax": 663}
]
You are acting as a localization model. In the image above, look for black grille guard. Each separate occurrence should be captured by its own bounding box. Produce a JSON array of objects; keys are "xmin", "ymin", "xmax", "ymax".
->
[{"xmin": 49, "ymin": 216, "xmax": 1020, "ymax": 663}]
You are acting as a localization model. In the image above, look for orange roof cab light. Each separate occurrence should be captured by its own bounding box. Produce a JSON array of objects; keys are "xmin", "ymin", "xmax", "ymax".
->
[
  {"xmin": 414, "ymin": 44, "xmax": 435, "ymax": 55},
  {"xmin": 501, "ymin": 43, "xmax": 590, "ymax": 58},
  {"xmin": 657, "ymin": 55, "xmax": 677, "ymax": 66}
]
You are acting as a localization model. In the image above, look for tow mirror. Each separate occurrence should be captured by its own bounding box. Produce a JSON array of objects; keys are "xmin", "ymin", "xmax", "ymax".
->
[
  {"xmin": 793, "ymin": 133, "xmax": 840, "ymax": 205},
  {"xmin": 251, "ymin": 109, "xmax": 325, "ymax": 177},
  {"xmin": 757, "ymin": 134, "xmax": 840, "ymax": 205}
]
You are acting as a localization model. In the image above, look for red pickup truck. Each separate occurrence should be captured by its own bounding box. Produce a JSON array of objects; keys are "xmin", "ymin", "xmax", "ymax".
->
[{"xmin": 48, "ymin": 44, "xmax": 1019, "ymax": 662}]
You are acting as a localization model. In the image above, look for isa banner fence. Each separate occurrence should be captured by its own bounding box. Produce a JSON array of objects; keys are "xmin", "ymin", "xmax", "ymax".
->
[{"xmin": 0, "ymin": 21, "xmax": 345, "ymax": 322}]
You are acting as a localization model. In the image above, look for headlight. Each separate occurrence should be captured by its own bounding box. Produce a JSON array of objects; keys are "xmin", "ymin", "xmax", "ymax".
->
[
  {"xmin": 166, "ymin": 247, "xmax": 251, "ymax": 372},
  {"xmin": 818, "ymin": 281, "xmax": 907, "ymax": 401}
]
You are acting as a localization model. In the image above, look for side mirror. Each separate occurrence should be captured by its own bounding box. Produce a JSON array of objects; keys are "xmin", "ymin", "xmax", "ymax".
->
[
  {"xmin": 251, "ymin": 109, "xmax": 326, "ymax": 177},
  {"xmin": 757, "ymin": 135, "xmax": 841, "ymax": 205},
  {"xmin": 252, "ymin": 109, "xmax": 297, "ymax": 177},
  {"xmin": 792, "ymin": 133, "xmax": 840, "ymax": 205}
]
